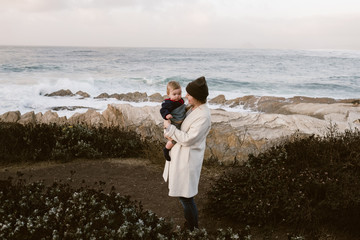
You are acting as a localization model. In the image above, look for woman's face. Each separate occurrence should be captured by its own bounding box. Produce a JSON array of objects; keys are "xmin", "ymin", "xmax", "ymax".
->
[{"xmin": 186, "ymin": 93, "xmax": 198, "ymax": 106}]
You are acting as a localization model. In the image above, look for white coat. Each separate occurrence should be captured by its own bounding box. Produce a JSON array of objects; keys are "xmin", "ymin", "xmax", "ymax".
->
[{"xmin": 162, "ymin": 103, "xmax": 211, "ymax": 198}]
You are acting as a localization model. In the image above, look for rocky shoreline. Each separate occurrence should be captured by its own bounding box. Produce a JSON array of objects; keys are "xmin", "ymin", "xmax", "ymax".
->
[
  {"xmin": 42, "ymin": 89, "xmax": 360, "ymax": 115},
  {"xmin": 1, "ymin": 89, "xmax": 360, "ymax": 165}
]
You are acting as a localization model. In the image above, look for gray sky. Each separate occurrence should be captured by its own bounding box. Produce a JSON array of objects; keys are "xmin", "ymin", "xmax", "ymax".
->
[{"xmin": 1, "ymin": 0, "xmax": 360, "ymax": 49}]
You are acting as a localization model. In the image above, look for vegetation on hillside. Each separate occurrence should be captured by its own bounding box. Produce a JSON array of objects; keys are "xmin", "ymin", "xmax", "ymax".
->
[
  {"xmin": 206, "ymin": 126, "xmax": 360, "ymax": 238},
  {"xmin": 1, "ymin": 122, "xmax": 359, "ymax": 239},
  {"xmin": 0, "ymin": 123, "xmax": 146, "ymax": 163}
]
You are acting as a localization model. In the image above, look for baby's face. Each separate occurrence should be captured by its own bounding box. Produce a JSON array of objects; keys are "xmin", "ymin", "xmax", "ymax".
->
[{"xmin": 169, "ymin": 88, "xmax": 182, "ymax": 101}]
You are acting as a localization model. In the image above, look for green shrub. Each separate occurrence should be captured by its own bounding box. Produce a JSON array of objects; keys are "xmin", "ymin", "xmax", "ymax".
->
[
  {"xmin": 0, "ymin": 176, "xmax": 252, "ymax": 240},
  {"xmin": 0, "ymin": 123, "xmax": 145, "ymax": 163},
  {"xmin": 0, "ymin": 177, "xmax": 173, "ymax": 239},
  {"xmin": 206, "ymin": 128, "xmax": 360, "ymax": 234},
  {"xmin": 0, "ymin": 123, "xmax": 57, "ymax": 162}
]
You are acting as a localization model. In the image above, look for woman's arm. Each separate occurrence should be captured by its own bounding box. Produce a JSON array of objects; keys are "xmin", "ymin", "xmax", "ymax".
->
[{"xmin": 164, "ymin": 115, "xmax": 210, "ymax": 147}]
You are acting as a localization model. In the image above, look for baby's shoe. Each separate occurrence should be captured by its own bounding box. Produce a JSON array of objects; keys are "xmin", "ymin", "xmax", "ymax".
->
[{"xmin": 163, "ymin": 147, "xmax": 171, "ymax": 161}]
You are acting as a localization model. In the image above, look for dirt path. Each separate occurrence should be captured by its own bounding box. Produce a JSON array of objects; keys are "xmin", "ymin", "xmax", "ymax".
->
[{"xmin": 0, "ymin": 158, "xmax": 225, "ymax": 231}]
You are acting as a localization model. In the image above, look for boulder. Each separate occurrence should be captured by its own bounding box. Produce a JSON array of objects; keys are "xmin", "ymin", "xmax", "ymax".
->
[
  {"xmin": 68, "ymin": 109, "xmax": 106, "ymax": 127},
  {"xmin": 35, "ymin": 112, "xmax": 43, "ymax": 122},
  {"xmin": 255, "ymin": 96, "xmax": 287, "ymax": 113},
  {"xmin": 207, "ymin": 109, "xmax": 328, "ymax": 164},
  {"xmin": 149, "ymin": 93, "xmax": 164, "ymax": 102},
  {"xmin": 18, "ymin": 111, "xmax": 37, "ymax": 125},
  {"xmin": 0, "ymin": 111, "xmax": 21, "ymax": 123},
  {"xmin": 45, "ymin": 89, "xmax": 74, "ymax": 97},
  {"xmin": 209, "ymin": 94, "xmax": 226, "ymax": 105},
  {"xmin": 40, "ymin": 111, "xmax": 66, "ymax": 124},
  {"xmin": 109, "ymin": 93, "xmax": 123, "ymax": 100},
  {"xmin": 95, "ymin": 92, "xmax": 149, "ymax": 102},
  {"xmin": 116, "ymin": 92, "xmax": 148, "ymax": 102},
  {"xmin": 289, "ymin": 96, "xmax": 336, "ymax": 104},
  {"xmin": 95, "ymin": 93, "xmax": 110, "ymax": 99},
  {"xmin": 76, "ymin": 91, "xmax": 90, "ymax": 98},
  {"xmin": 226, "ymin": 95, "xmax": 256, "ymax": 108},
  {"xmin": 102, "ymin": 104, "xmax": 163, "ymax": 141},
  {"xmin": 280, "ymin": 103, "xmax": 356, "ymax": 120}
]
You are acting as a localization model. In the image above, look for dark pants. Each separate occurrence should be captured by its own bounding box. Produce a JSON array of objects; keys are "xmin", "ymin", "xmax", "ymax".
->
[{"xmin": 179, "ymin": 197, "xmax": 198, "ymax": 231}]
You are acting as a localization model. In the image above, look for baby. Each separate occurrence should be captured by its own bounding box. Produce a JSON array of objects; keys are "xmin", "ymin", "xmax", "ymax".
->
[{"xmin": 160, "ymin": 81, "xmax": 186, "ymax": 161}]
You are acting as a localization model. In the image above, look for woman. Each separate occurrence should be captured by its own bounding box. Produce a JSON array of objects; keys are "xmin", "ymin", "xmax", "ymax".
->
[{"xmin": 163, "ymin": 76, "xmax": 211, "ymax": 231}]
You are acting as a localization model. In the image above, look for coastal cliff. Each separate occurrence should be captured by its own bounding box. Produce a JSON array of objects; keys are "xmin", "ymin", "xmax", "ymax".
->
[{"xmin": 2, "ymin": 95, "xmax": 360, "ymax": 164}]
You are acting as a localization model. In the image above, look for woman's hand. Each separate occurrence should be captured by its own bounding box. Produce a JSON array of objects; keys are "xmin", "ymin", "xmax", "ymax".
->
[{"xmin": 164, "ymin": 119, "xmax": 171, "ymax": 130}]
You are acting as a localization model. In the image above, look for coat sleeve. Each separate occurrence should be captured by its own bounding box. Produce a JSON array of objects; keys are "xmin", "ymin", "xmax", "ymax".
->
[
  {"xmin": 165, "ymin": 113, "xmax": 210, "ymax": 147},
  {"xmin": 160, "ymin": 101, "xmax": 172, "ymax": 119}
]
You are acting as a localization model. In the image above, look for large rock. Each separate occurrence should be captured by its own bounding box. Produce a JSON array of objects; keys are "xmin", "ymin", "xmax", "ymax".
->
[
  {"xmin": 76, "ymin": 91, "xmax": 90, "ymax": 98},
  {"xmin": 94, "ymin": 92, "xmax": 149, "ymax": 102},
  {"xmin": 45, "ymin": 89, "xmax": 74, "ymax": 97},
  {"xmin": 211, "ymin": 94, "xmax": 360, "ymax": 115},
  {"xmin": 149, "ymin": 93, "xmax": 164, "ymax": 102},
  {"xmin": 110, "ymin": 92, "xmax": 148, "ymax": 102},
  {"xmin": 280, "ymin": 103, "xmax": 360, "ymax": 121},
  {"xmin": 94, "ymin": 93, "xmax": 110, "ymax": 99},
  {"xmin": 209, "ymin": 94, "xmax": 226, "ymax": 105},
  {"xmin": 102, "ymin": 104, "xmax": 163, "ymax": 142},
  {"xmin": 225, "ymin": 95, "xmax": 256, "ymax": 108},
  {"xmin": 18, "ymin": 111, "xmax": 36, "ymax": 125},
  {"xmin": 0, "ymin": 111, "xmax": 21, "ymax": 123},
  {"xmin": 69, "ymin": 109, "xmax": 106, "ymax": 127},
  {"xmin": 40, "ymin": 111, "xmax": 67, "ymax": 124},
  {"xmin": 206, "ymin": 109, "xmax": 325, "ymax": 164},
  {"xmin": 289, "ymin": 96, "xmax": 336, "ymax": 104}
]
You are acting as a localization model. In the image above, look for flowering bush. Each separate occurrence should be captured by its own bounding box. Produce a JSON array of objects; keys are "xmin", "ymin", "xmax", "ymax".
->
[
  {"xmin": 0, "ymin": 176, "xmax": 252, "ymax": 240},
  {"xmin": 206, "ymin": 128, "xmax": 360, "ymax": 236}
]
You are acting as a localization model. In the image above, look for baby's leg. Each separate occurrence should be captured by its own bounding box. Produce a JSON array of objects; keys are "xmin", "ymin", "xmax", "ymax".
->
[
  {"xmin": 163, "ymin": 140, "xmax": 173, "ymax": 161},
  {"xmin": 165, "ymin": 140, "xmax": 174, "ymax": 150}
]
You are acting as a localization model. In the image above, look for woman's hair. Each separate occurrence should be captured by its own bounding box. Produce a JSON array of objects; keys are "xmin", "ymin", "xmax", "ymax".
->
[
  {"xmin": 197, "ymin": 98, "xmax": 207, "ymax": 104},
  {"xmin": 167, "ymin": 81, "xmax": 181, "ymax": 95}
]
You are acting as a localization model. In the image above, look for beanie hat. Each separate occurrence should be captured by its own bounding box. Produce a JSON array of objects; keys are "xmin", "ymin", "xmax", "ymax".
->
[{"xmin": 186, "ymin": 76, "xmax": 209, "ymax": 101}]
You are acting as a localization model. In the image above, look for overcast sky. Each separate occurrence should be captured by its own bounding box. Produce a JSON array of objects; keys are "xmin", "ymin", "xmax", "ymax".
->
[{"xmin": 1, "ymin": 0, "xmax": 360, "ymax": 50}]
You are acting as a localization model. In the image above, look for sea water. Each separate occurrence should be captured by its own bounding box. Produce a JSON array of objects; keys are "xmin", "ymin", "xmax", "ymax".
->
[{"xmin": 1, "ymin": 46, "xmax": 360, "ymax": 117}]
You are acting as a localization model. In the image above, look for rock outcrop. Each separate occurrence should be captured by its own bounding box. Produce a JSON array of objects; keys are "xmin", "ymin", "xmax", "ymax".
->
[
  {"xmin": 209, "ymin": 94, "xmax": 226, "ymax": 105},
  {"xmin": 45, "ymin": 89, "xmax": 74, "ymax": 97},
  {"xmin": 2, "ymin": 102, "xmax": 360, "ymax": 165},
  {"xmin": 76, "ymin": 91, "xmax": 90, "ymax": 98},
  {"xmin": 148, "ymin": 93, "xmax": 164, "ymax": 103},
  {"xmin": 0, "ymin": 111, "xmax": 21, "ymax": 123}
]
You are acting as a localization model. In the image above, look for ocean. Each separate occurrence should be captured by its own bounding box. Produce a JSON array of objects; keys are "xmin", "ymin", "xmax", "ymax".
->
[{"xmin": 1, "ymin": 46, "xmax": 360, "ymax": 117}]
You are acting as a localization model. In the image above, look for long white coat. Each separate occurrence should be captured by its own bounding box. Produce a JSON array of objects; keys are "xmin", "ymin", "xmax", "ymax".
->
[{"xmin": 162, "ymin": 103, "xmax": 211, "ymax": 198}]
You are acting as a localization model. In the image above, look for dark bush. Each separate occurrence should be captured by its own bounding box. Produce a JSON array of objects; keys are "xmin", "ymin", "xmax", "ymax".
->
[
  {"xmin": 0, "ymin": 177, "xmax": 174, "ymax": 239},
  {"xmin": 0, "ymin": 123, "xmax": 145, "ymax": 163},
  {"xmin": 206, "ymin": 128, "xmax": 360, "ymax": 235},
  {"xmin": 0, "ymin": 176, "xmax": 252, "ymax": 239},
  {"xmin": 0, "ymin": 123, "xmax": 57, "ymax": 162}
]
